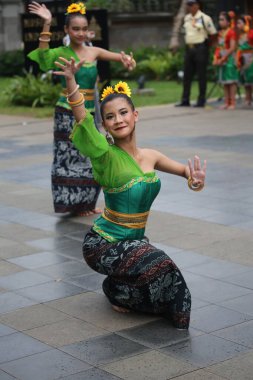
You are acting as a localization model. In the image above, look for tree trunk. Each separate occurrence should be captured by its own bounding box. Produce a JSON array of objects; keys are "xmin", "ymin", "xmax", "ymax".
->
[{"xmin": 169, "ymin": 0, "xmax": 187, "ymax": 52}]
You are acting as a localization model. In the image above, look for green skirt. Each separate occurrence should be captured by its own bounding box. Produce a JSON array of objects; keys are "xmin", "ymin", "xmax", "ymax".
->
[{"xmin": 218, "ymin": 55, "xmax": 239, "ymax": 84}]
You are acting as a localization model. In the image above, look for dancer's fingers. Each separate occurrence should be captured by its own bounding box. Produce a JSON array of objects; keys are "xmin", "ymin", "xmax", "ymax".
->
[
  {"xmin": 202, "ymin": 159, "xmax": 207, "ymax": 174},
  {"xmin": 188, "ymin": 159, "xmax": 194, "ymax": 178},
  {"xmin": 54, "ymin": 61, "xmax": 66, "ymax": 70}
]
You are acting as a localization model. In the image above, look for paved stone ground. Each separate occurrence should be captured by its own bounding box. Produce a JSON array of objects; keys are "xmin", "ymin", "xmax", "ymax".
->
[{"xmin": 0, "ymin": 102, "xmax": 253, "ymax": 380}]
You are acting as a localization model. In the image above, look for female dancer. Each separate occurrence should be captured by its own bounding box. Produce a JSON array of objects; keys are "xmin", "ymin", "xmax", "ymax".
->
[
  {"xmin": 213, "ymin": 11, "xmax": 238, "ymax": 110},
  {"xmin": 236, "ymin": 15, "xmax": 253, "ymax": 106},
  {"xmin": 28, "ymin": 1, "xmax": 135, "ymax": 216},
  {"xmin": 53, "ymin": 56, "xmax": 206, "ymax": 329}
]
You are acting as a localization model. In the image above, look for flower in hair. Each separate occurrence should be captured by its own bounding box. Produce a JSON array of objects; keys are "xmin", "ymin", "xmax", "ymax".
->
[
  {"xmin": 66, "ymin": 2, "xmax": 86, "ymax": 15},
  {"xmin": 101, "ymin": 86, "xmax": 115, "ymax": 101},
  {"xmin": 101, "ymin": 81, "xmax": 131, "ymax": 101},
  {"xmin": 114, "ymin": 81, "xmax": 131, "ymax": 97}
]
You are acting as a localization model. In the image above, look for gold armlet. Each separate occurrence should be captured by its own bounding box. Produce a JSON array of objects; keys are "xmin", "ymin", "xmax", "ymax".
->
[{"xmin": 188, "ymin": 177, "xmax": 204, "ymax": 192}]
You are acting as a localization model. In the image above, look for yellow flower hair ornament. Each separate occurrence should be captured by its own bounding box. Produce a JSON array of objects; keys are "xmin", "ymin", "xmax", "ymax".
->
[
  {"xmin": 66, "ymin": 2, "xmax": 86, "ymax": 15},
  {"xmin": 101, "ymin": 81, "xmax": 131, "ymax": 101}
]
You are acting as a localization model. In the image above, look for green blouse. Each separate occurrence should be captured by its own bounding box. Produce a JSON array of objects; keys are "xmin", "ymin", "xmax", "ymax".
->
[
  {"xmin": 28, "ymin": 46, "xmax": 97, "ymax": 112},
  {"xmin": 71, "ymin": 112, "xmax": 161, "ymax": 242}
]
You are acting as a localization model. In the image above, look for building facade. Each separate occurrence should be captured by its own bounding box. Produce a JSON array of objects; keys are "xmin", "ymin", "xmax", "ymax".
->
[{"xmin": 0, "ymin": 0, "xmax": 252, "ymax": 53}]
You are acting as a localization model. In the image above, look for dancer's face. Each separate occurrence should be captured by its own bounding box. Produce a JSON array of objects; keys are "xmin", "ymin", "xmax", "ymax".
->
[
  {"xmin": 65, "ymin": 16, "xmax": 88, "ymax": 46},
  {"xmin": 102, "ymin": 98, "xmax": 138, "ymax": 140},
  {"xmin": 237, "ymin": 19, "xmax": 245, "ymax": 32},
  {"xmin": 219, "ymin": 15, "xmax": 229, "ymax": 29}
]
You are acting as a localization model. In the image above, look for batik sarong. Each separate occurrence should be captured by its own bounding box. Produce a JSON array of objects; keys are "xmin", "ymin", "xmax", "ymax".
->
[
  {"xmin": 82, "ymin": 229, "xmax": 191, "ymax": 329},
  {"xmin": 51, "ymin": 107, "xmax": 101, "ymax": 213}
]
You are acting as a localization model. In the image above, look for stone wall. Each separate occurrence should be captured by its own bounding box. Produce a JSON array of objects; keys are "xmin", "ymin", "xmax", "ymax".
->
[{"xmin": 0, "ymin": 0, "xmax": 24, "ymax": 52}]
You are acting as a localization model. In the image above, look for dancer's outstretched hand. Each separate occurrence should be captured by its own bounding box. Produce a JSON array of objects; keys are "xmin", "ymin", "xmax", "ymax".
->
[
  {"xmin": 188, "ymin": 156, "xmax": 207, "ymax": 186},
  {"xmin": 120, "ymin": 51, "xmax": 136, "ymax": 71},
  {"xmin": 53, "ymin": 57, "xmax": 86, "ymax": 79},
  {"xmin": 28, "ymin": 1, "xmax": 52, "ymax": 24}
]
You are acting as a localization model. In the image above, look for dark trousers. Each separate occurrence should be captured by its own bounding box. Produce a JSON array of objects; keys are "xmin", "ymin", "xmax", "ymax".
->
[{"xmin": 182, "ymin": 42, "xmax": 209, "ymax": 105}]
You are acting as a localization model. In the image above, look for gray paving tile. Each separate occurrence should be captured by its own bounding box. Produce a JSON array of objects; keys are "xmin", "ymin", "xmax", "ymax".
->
[
  {"xmin": 0, "ymin": 270, "xmax": 51, "ymax": 290},
  {"xmin": 0, "ymin": 332, "xmax": 50, "ymax": 364},
  {"xmin": 61, "ymin": 333, "xmax": 149, "ymax": 365},
  {"xmin": 0, "ymin": 370, "xmax": 17, "ymax": 380},
  {"xmin": 161, "ymin": 334, "xmax": 250, "ymax": 367},
  {"xmin": 186, "ymin": 259, "xmax": 250, "ymax": 280},
  {"xmin": 7, "ymin": 251, "xmax": 70, "ymax": 269},
  {"xmin": 213, "ymin": 320, "xmax": 253, "ymax": 348},
  {"xmin": 27, "ymin": 236, "xmax": 82, "ymax": 252},
  {"xmin": 66, "ymin": 272, "xmax": 106, "ymax": 291},
  {"xmin": 0, "ymin": 323, "xmax": 16, "ymax": 337},
  {"xmin": 206, "ymin": 350, "xmax": 253, "ymax": 380},
  {"xmin": 190, "ymin": 304, "xmax": 253, "ymax": 333},
  {"xmin": 16, "ymin": 281, "xmax": 85, "ymax": 303},
  {"xmin": 218, "ymin": 293, "xmax": 253, "ymax": 316},
  {"xmin": 191, "ymin": 298, "xmax": 210, "ymax": 310},
  {"xmin": 36, "ymin": 260, "xmax": 93, "ymax": 280},
  {"xmin": 182, "ymin": 272, "xmax": 252, "ymax": 303},
  {"xmin": 0, "ymin": 304, "xmax": 69, "ymax": 331},
  {"xmin": 25, "ymin": 317, "xmax": 108, "ymax": 347},
  {"xmin": 116, "ymin": 319, "xmax": 203, "ymax": 348},
  {"xmin": 223, "ymin": 270, "xmax": 253, "ymax": 289},
  {"xmin": 102, "ymin": 350, "xmax": 196, "ymax": 380},
  {"xmin": 168, "ymin": 369, "xmax": 228, "ymax": 380},
  {"xmin": 0, "ymin": 292, "xmax": 38, "ymax": 314},
  {"xmin": 0, "ymin": 349, "xmax": 91, "ymax": 380},
  {"xmin": 61, "ymin": 368, "xmax": 122, "ymax": 380}
]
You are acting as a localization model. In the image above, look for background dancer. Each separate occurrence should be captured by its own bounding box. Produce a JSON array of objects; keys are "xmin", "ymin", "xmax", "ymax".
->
[{"xmin": 28, "ymin": 1, "xmax": 136, "ymax": 216}]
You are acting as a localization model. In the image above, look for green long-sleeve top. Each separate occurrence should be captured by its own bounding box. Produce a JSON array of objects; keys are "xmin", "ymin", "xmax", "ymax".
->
[
  {"xmin": 71, "ymin": 112, "xmax": 161, "ymax": 242},
  {"xmin": 28, "ymin": 46, "xmax": 97, "ymax": 112}
]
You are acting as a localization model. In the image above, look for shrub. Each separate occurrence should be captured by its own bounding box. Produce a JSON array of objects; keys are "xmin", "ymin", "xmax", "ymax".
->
[
  {"xmin": 0, "ymin": 50, "xmax": 25, "ymax": 77},
  {"xmin": 4, "ymin": 71, "xmax": 61, "ymax": 107}
]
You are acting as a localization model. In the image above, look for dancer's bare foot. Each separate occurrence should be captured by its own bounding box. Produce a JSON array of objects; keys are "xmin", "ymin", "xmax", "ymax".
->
[
  {"xmin": 73, "ymin": 208, "xmax": 102, "ymax": 217},
  {"xmin": 112, "ymin": 305, "xmax": 130, "ymax": 313}
]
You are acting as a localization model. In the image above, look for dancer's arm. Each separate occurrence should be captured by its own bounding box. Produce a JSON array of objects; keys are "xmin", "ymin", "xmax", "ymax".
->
[
  {"xmin": 92, "ymin": 47, "xmax": 136, "ymax": 71},
  {"xmin": 152, "ymin": 150, "xmax": 206, "ymax": 188},
  {"xmin": 54, "ymin": 57, "xmax": 86, "ymax": 122},
  {"xmin": 28, "ymin": 1, "xmax": 52, "ymax": 49}
]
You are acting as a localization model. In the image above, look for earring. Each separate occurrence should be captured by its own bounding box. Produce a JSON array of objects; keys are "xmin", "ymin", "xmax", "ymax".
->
[{"xmin": 106, "ymin": 131, "xmax": 114, "ymax": 145}]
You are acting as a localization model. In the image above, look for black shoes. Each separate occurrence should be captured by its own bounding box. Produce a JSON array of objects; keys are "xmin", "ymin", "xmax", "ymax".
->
[
  {"xmin": 193, "ymin": 103, "xmax": 205, "ymax": 108},
  {"xmin": 175, "ymin": 102, "xmax": 190, "ymax": 107}
]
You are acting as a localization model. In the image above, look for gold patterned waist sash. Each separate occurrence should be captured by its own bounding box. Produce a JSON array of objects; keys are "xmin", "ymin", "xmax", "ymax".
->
[
  {"xmin": 102, "ymin": 207, "xmax": 149, "ymax": 229},
  {"xmin": 61, "ymin": 88, "xmax": 95, "ymax": 101}
]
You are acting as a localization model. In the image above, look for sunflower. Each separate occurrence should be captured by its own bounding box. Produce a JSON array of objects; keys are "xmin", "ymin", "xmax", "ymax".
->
[
  {"xmin": 66, "ymin": 3, "xmax": 82, "ymax": 14},
  {"xmin": 79, "ymin": 2, "xmax": 86, "ymax": 14},
  {"xmin": 101, "ymin": 86, "xmax": 115, "ymax": 101},
  {"xmin": 114, "ymin": 81, "xmax": 131, "ymax": 98}
]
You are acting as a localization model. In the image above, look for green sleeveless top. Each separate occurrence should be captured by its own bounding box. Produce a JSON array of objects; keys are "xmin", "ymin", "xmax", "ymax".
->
[
  {"xmin": 28, "ymin": 46, "xmax": 97, "ymax": 112},
  {"xmin": 71, "ymin": 112, "xmax": 161, "ymax": 242}
]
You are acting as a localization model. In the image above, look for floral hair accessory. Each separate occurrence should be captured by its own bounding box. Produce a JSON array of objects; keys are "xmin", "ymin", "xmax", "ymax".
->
[
  {"xmin": 66, "ymin": 2, "xmax": 86, "ymax": 15},
  {"xmin": 244, "ymin": 15, "xmax": 252, "ymax": 33},
  {"xmin": 101, "ymin": 81, "xmax": 131, "ymax": 101}
]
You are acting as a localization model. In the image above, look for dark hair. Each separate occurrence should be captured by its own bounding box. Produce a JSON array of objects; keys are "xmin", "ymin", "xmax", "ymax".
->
[
  {"xmin": 219, "ymin": 11, "xmax": 236, "ymax": 24},
  {"xmin": 65, "ymin": 13, "xmax": 87, "ymax": 27},
  {"xmin": 237, "ymin": 14, "xmax": 252, "ymax": 25},
  {"xmin": 100, "ymin": 93, "xmax": 135, "ymax": 121}
]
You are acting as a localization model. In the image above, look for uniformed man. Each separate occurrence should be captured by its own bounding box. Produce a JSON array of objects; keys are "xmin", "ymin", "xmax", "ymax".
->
[{"xmin": 176, "ymin": 0, "xmax": 217, "ymax": 107}]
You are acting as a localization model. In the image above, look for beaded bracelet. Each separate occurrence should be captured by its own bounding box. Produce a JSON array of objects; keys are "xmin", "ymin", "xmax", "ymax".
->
[
  {"xmin": 39, "ymin": 37, "xmax": 50, "ymax": 42},
  {"xmin": 67, "ymin": 85, "xmax": 80, "ymax": 100},
  {"xmin": 188, "ymin": 177, "xmax": 204, "ymax": 192},
  {"xmin": 67, "ymin": 93, "xmax": 84, "ymax": 106}
]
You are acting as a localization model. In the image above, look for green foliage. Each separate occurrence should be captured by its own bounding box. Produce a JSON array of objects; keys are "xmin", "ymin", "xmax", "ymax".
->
[
  {"xmin": 85, "ymin": 0, "xmax": 134, "ymax": 12},
  {"xmin": 4, "ymin": 72, "xmax": 61, "ymax": 107},
  {"xmin": 0, "ymin": 50, "xmax": 25, "ymax": 77},
  {"xmin": 110, "ymin": 47, "xmax": 184, "ymax": 80}
]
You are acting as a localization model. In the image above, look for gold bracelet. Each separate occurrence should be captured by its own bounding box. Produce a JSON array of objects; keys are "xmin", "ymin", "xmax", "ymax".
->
[
  {"xmin": 40, "ymin": 32, "xmax": 52, "ymax": 36},
  {"xmin": 188, "ymin": 177, "xmax": 204, "ymax": 192},
  {"xmin": 71, "ymin": 99, "xmax": 85, "ymax": 107},
  {"xmin": 67, "ymin": 85, "xmax": 80, "ymax": 99},
  {"xmin": 39, "ymin": 37, "xmax": 50, "ymax": 42},
  {"xmin": 67, "ymin": 93, "xmax": 84, "ymax": 105}
]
